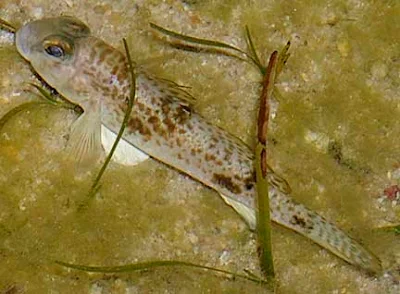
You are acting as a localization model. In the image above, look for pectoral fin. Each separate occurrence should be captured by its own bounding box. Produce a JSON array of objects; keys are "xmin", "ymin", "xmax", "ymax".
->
[
  {"xmin": 65, "ymin": 100, "xmax": 102, "ymax": 167},
  {"xmin": 101, "ymin": 125, "xmax": 149, "ymax": 166}
]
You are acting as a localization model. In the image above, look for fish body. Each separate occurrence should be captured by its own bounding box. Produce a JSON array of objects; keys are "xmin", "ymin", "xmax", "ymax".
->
[{"xmin": 15, "ymin": 16, "xmax": 381, "ymax": 273}]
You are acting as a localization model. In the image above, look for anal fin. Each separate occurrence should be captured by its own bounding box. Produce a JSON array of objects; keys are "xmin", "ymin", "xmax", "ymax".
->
[{"xmin": 219, "ymin": 193, "xmax": 256, "ymax": 230}]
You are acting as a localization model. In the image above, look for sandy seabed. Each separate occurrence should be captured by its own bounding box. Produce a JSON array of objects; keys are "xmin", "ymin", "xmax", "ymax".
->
[{"xmin": 0, "ymin": 0, "xmax": 399, "ymax": 293}]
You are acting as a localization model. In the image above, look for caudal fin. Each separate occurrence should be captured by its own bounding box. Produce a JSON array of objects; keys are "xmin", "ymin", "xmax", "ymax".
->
[{"xmin": 220, "ymin": 188, "xmax": 382, "ymax": 274}]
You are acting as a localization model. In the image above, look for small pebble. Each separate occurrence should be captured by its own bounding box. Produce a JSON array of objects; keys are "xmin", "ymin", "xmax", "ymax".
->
[
  {"xmin": 371, "ymin": 61, "xmax": 388, "ymax": 79},
  {"xmin": 90, "ymin": 282, "xmax": 103, "ymax": 294},
  {"xmin": 219, "ymin": 249, "xmax": 231, "ymax": 264},
  {"xmin": 304, "ymin": 130, "xmax": 330, "ymax": 152}
]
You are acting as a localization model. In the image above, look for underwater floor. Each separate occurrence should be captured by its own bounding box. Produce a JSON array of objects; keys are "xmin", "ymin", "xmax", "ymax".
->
[{"xmin": 0, "ymin": 0, "xmax": 399, "ymax": 293}]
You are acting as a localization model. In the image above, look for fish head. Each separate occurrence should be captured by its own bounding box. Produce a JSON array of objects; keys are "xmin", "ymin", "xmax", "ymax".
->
[{"xmin": 15, "ymin": 16, "xmax": 114, "ymax": 104}]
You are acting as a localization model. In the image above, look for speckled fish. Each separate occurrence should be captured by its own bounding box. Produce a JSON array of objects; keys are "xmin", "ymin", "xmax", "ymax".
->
[{"xmin": 15, "ymin": 16, "xmax": 381, "ymax": 273}]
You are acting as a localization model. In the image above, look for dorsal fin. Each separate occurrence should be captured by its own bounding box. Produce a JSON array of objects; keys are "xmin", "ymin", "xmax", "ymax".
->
[{"xmin": 137, "ymin": 66, "xmax": 196, "ymax": 109}]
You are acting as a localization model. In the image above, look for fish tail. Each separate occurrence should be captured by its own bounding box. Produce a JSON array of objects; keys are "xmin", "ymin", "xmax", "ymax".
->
[{"xmin": 269, "ymin": 188, "xmax": 382, "ymax": 274}]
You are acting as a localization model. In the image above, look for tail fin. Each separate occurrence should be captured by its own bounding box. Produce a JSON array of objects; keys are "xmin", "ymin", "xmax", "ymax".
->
[{"xmin": 220, "ymin": 188, "xmax": 382, "ymax": 274}]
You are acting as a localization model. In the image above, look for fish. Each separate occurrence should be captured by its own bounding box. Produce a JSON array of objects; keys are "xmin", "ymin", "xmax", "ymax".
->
[{"xmin": 14, "ymin": 16, "xmax": 381, "ymax": 274}]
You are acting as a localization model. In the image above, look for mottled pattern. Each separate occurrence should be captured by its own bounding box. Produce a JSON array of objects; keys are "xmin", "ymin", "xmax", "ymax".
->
[{"xmin": 16, "ymin": 17, "xmax": 381, "ymax": 274}]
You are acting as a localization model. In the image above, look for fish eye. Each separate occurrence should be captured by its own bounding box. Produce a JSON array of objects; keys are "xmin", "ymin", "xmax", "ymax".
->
[
  {"xmin": 42, "ymin": 36, "xmax": 73, "ymax": 60},
  {"xmin": 44, "ymin": 45, "xmax": 64, "ymax": 58}
]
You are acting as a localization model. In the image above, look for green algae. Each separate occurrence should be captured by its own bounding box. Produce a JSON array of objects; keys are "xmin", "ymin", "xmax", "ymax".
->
[{"xmin": 0, "ymin": 17, "xmax": 15, "ymax": 33}]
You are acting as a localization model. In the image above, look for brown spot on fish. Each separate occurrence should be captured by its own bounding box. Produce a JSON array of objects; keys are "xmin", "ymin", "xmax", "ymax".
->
[
  {"xmin": 117, "ymin": 94, "xmax": 126, "ymax": 102},
  {"xmin": 111, "ymin": 65, "xmax": 119, "ymax": 75},
  {"xmin": 244, "ymin": 172, "xmax": 255, "ymax": 191},
  {"xmin": 137, "ymin": 102, "xmax": 145, "ymax": 111},
  {"xmin": 163, "ymin": 117, "xmax": 176, "ymax": 133},
  {"xmin": 223, "ymin": 151, "xmax": 232, "ymax": 161},
  {"xmin": 148, "ymin": 116, "xmax": 161, "ymax": 134},
  {"xmin": 148, "ymin": 116, "xmax": 159, "ymax": 125},
  {"xmin": 205, "ymin": 153, "xmax": 216, "ymax": 162},
  {"xmin": 128, "ymin": 117, "xmax": 151, "ymax": 138},
  {"xmin": 212, "ymin": 173, "xmax": 242, "ymax": 194},
  {"xmin": 117, "ymin": 71, "xmax": 128, "ymax": 83},
  {"xmin": 291, "ymin": 215, "xmax": 306, "ymax": 228},
  {"xmin": 173, "ymin": 107, "xmax": 190, "ymax": 124},
  {"xmin": 162, "ymin": 104, "xmax": 170, "ymax": 115},
  {"xmin": 290, "ymin": 215, "xmax": 314, "ymax": 230}
]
